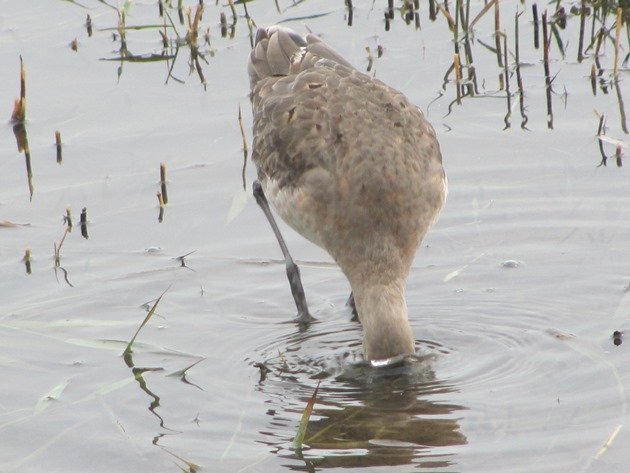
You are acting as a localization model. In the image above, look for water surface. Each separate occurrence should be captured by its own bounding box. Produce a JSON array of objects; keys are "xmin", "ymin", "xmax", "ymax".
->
[{"xmin": 1, "ymin": 1, "xmax": 629, "ymax": 472}]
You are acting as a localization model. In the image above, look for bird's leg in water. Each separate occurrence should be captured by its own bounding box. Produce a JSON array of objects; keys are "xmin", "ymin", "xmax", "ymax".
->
[{"xmin": 253, "ymin": 180, "xmax": 314, "ymax": 323}]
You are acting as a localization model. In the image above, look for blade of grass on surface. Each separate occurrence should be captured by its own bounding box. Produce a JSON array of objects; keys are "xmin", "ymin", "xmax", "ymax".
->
[
  {"xmin": 294, "ymin": 380, "xmax": 320, "ymax": 450},
  {"xmin": 34, "ymin": 379, "xmax": 70, "ymax": 413},
  {"xmin": 123, "ymin": 286, "xmax": 170, "ymax": 357}
]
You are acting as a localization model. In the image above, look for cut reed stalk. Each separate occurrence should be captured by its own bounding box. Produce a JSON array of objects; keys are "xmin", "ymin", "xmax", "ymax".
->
[
  {"xmin": 577, "ymin": 0, "xmax": 586, "ymax": 62},
  {"xmin": 542, "ymin": 11, "xmax": 554, "ymax": 129},
  {"xmin": 532, "ymin": 3, "xmax": 540, "ymax": 50},
  {"xmin": 613, "ymin": 7, "xmax": 622, "ymax": 77},
  {"xmin": 11, "ymin": 56, "xmax": 26, "ymax": 123},
  {"xmin": 55, "ymin": 130, "xmax": 62, "ymax": 164},
  {"xmin": 80, "ymin": 207, "xmax": 89, "ymax": 239},
  {"xmin": 23, "ymin": 247, "xmax": 32, "ymax": 275},
  {"xmin": 160, "ymin": 162, "xmax": 168, "ymax": 205}
]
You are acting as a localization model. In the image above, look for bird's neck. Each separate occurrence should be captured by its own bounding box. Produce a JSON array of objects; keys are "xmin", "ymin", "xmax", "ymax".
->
[{"xmin": 352, "ymin": 278, "xmax": 415, "ymax": 361}]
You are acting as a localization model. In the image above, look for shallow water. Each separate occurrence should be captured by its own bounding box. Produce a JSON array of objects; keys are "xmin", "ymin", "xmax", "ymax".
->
[{"xmin": 1, "ymin": 1, "xmax": 629, "ymax": 472}]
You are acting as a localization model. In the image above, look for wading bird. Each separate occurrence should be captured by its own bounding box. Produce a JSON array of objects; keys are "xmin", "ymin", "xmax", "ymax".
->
[{"xmin": 248, "ymin": 26, "xmax": 446, "ymax": 364}]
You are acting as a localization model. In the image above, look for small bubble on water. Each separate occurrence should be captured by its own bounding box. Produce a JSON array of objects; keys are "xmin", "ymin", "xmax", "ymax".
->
[{"xmin": 501, "ymin": 259, "xmax": 520, "ymax": 268}]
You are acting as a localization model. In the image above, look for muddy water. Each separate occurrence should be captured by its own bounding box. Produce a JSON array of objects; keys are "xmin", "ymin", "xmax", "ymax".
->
[{"xmin": 1, "ymin": 1, "xmax": 629, "ymax": 472}]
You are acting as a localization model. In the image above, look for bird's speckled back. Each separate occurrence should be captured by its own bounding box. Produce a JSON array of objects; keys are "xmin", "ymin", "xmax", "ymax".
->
[{"xmin": 247, "ymin": 26, "xmax": 447, "ymax": 361}]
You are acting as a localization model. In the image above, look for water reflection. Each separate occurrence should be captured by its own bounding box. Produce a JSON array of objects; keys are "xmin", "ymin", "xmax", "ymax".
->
[
  {"xmin": 12, "ymin": 122, "xmax": 33, "ymax": 201},
  {"xmin": 258, "ymin": 355, "xmax": 466, "ymax": 470}
]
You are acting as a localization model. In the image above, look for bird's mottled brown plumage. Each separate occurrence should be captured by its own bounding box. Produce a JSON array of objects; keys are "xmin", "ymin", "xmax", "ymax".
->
[{"xmin": 249, "ymin": 26, "xmax": 446, "ymax": 362}]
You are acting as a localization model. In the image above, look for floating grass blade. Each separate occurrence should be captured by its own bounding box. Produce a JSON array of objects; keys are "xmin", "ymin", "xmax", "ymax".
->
[
  {"xmin": 34, "ymin": 379, "xmax": 70, "ymax": 414},
  {"xmin": 123, "ymin": 286, "xmax": 170, "ymax": 361},
  {"xmin": 294, "ymin": 380, "xmax": 320, "ymax": 450}
]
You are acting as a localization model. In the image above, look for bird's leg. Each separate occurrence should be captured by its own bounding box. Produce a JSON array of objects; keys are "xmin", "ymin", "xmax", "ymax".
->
[
  {"xmin": 347, "ymin": 292, "xmax": 359, "ymax": 322},
  {"xmin": 253, "ymin": 180, "xmax": 314, "ymax": 323}
]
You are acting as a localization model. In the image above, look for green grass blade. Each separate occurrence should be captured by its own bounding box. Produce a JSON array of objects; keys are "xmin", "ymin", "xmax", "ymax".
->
[
  {"xmin": 123, "ymin": 286, "xmax": 170, "ymax": 357},
  {"xmin": 293, "ymin": 381, "xmax": 320, "ymax": 450}
]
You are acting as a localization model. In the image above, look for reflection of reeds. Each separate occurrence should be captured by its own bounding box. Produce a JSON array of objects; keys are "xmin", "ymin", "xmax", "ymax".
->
[
  {"xmin": 502, "ymin": 32, "xmax": 511, "ymax": 130},
  {"xmin": 515, "ymin": 10, "xmax": 529, "ymax": 130},
  {"xmin": 53, "ymin": 215, "xmax": 74, "ymax": 287},
  {"xmin": 86, "ymin": 14, "xmax": 93, "ymax": 37},
  {"xmin": 65, "ymin": 207, "xmax": 73, "ymax": 232},
  {"xmin": 157, "ymin": 192, "xmax": 165, "ymax": 223},
  {"xmin": 613, "ymin": 78, "xmax": 628, "ymax": 134},
  {"xmin": 54, "ymin": 228, "xmax": 69, "ymax": 267},
  {"xmin": 13, "ymin": 122, "xmax": 33, "ymax": 200},
  {"xmin": 597, "ymin": 113, "xmax": 608, "ymax": 166},
  {"xmin": 453, "ymin": 53, "xmax": 462, "ymax": 105},
  {"xmin": 542, "ymin": 11, "xmax": 554, "ymax": 130},
  {"xmin": 615, "ymin": 144, "xmax": 623, "ymax": 167}
]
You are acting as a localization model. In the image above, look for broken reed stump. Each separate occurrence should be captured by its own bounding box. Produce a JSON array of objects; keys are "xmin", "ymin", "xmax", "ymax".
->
[
  {"xmin": 55, "ymin": 130, "xmax": 62, "ymax": 163},
  {"xmin": 23, "ymin": 247, "xmax": 32, "ymax": 275},
  {"xmin": 80, "ymin": 207, "xmax": 89, "ymax": 239},
  {"xmin": 11, "ymin": 56, "xmax": 26, "ymax": 123}
]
